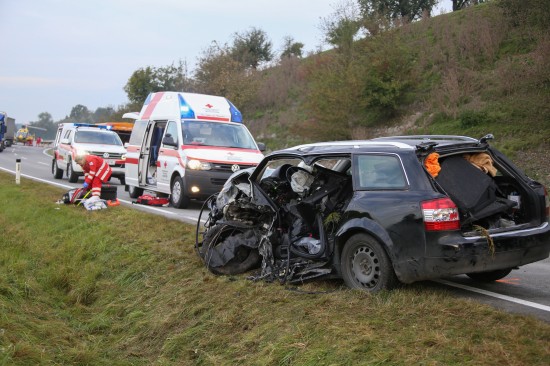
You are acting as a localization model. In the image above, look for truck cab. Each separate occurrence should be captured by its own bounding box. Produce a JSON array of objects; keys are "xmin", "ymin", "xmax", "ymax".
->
[
  {"xmin": 124, "ymin": 91, "xmax": 265, "ymax": 208},
  {"xmin": 0, "ymin": 111, "xmax": 7, "ymax": 152}
]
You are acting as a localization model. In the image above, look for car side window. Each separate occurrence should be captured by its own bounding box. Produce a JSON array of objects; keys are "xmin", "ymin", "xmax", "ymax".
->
[{"xmin": 355, "ymin": 154, "xmax": 407, "ymax": 189}]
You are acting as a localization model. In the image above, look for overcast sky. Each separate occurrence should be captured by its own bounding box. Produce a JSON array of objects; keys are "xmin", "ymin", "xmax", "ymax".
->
[{"xmin": 0, "ymin": 0, "xmax": 450, "ymax": 124}]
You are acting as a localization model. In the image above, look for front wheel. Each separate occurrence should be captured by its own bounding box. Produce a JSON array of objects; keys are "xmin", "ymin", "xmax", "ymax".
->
[
  {"xmin": 170, "ymin": 176, "xmax": 190, "ymax": 209},
  {"xmin": 67, "ymin": 159, "xmax": 79, "ymax": 183},
  {"xmin": 128, "ymin": 185, "xmax": 143, "ymax": 199},
  {"xmin": 341, "ymin": 234, "xmax": 398, "ymax": 293},
  {"xmin": 200, "ymin": 225, "xmax": 261, "ymax": 275},
  {"xmin": 466, "ymin": 268, "xmax": 513, "ymax": 282},
  {"xmin": 52, "ymin": 159, "xmax": 63, "ymax": 179}
]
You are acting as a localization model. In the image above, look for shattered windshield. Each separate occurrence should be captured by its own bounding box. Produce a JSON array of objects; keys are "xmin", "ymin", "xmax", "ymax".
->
[{"xmin": 181, "ymin": 120, "xmax": 258, "ymax": 149}]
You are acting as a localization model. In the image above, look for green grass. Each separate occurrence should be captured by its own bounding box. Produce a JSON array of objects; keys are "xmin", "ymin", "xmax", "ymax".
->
[{"xmin": 1, "ymin": 172, "xmax": 549, "ymax": 365}]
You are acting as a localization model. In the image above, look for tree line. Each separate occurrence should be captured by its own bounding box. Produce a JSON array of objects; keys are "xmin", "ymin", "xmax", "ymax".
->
[{"xmin": 27, "ymin": 0, "xmax": 488, "ymax": 140}]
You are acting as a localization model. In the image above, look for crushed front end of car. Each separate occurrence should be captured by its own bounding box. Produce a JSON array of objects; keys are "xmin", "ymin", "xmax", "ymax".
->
[{"xmin": 195, "ymin": 158, "xmax": 352, "ymax": 284}]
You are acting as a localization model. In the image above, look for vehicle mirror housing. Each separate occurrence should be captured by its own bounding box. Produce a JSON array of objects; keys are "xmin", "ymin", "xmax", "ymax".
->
[
  {"xmin": 257, "ymin": 142, "xmax": 266, "ymax": 152},
  {"xmin": 162, "ymin": 135, "xmax": 177, "ymax": 147}
]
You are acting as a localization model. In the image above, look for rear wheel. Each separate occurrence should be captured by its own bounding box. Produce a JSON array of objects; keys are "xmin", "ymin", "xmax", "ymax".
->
[
  {"xmin": 341, "ymin": 234, "xmax": 398, "ymax": 293},
  {"xmin": 466, "ymin": 268, "xmax": 513, "ymax": 282},
  {"xmin": 128, "ymin": 185, "xmax": 143, "ymax": 199},
  {"xmin": 67, "ymin": 159, "xmax": 79, "ymax": 183},
  {"xmin": 52, "ymin": 159, "xmax": 63, "ymax": 179},
  {"xmin": 170, "ymin": 176, "xmax": 190, "ymax": 209}
]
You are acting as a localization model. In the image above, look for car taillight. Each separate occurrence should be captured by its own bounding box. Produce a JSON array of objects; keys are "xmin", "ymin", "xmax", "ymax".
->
[{"xmin": 422, "ymin": 197, "xmax": 460, "ymax": 231}]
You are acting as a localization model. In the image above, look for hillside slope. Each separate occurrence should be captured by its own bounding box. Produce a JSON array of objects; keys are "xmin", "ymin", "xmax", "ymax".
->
[{"xmin": 244, "ymin": 0, "xmax": 549, "ymax": 186}]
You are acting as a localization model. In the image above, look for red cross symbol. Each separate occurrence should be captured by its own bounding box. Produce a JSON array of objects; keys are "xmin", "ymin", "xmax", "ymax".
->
[{"xmin": 205, "ymin": 103, "xmax": 213, "ymax": 108}]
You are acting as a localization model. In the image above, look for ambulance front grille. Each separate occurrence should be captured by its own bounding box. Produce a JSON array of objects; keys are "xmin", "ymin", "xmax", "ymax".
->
[
  {"xmin": 211, "ymin": 178, "xmax": 229, "ymax": 186},
  {"xmin": 88, "ymin": 151, "xmax": 124, "ymax": 159},
  {"xmin": 210, "ymin": 163, "xmax": 256, "ymax": 173}
]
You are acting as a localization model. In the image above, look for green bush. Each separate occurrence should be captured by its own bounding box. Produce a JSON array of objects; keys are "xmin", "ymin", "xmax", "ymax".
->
[{"xmin": 459, "ymin": 110, "xmax": 492, "ymax": 128}]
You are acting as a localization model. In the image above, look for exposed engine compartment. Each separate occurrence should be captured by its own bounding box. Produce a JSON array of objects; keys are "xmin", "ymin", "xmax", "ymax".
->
[{"xmin": 198, "ymin": 159, "xmax": 353, "ymax": 284}]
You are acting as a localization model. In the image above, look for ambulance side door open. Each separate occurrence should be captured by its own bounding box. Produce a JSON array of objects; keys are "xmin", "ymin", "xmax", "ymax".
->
[
  {"xmin": 157, "ymin": 121, "xmax": 180, "ymax": 190},
  {"xmin": 136, "ymin": 121, "xmax": 154, "ymax": 187}
]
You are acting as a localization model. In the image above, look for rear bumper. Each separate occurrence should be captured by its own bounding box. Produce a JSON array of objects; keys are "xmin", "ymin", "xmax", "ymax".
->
[{"xmin": 397, "ymin": 222, "xmax": 550, "ymax": 283}]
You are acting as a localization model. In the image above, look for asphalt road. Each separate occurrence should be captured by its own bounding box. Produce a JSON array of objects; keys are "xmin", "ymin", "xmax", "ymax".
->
[
  {"xmin": 1, "ymin": 144, "xmax": 549, "ymax": 322},
  {"xmin": 0, "ymin": 143, "xmax": 206, "ymax": 224}
]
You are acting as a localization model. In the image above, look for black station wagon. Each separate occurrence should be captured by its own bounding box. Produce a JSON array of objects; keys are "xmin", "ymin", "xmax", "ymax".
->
[{"xmin": 195, "ymin": 135, "xmax": 550, "ymax": 293}]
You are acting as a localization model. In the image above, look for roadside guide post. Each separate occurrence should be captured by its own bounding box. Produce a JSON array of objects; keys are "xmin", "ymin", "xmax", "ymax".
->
[{"xmin": 15, "ymin": 158, "xmax": 21, "ymax": 184}]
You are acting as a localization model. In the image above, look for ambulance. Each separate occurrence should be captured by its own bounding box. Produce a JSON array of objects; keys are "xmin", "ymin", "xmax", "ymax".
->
[{"xmin": 124, "ymin": 91, "xmax": 265, "ymax": 208}]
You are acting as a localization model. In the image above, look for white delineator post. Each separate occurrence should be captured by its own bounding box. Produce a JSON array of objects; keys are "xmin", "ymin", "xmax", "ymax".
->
[{"xmin": 15, "ymin": 158, "xmax": 21, "ymax": 184}]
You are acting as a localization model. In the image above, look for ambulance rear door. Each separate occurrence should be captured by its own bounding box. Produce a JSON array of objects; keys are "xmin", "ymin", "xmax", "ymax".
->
[{"xmin": 125, "ymin": 120, "xmax": 150, "ymax": 188}]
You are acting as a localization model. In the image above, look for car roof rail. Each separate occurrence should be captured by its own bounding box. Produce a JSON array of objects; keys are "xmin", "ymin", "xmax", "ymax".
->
[{"xmin": 371, "ymin": 135, "xmax": 479, "ymax": 142}]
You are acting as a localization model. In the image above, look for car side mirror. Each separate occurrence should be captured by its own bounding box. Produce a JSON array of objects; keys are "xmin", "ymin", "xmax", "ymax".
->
[
  {"xmin": 257, "ymin": 142, "xmax": 266, "ymax": 152},
  {"xmin": 162, "ymin": 135, "xmax": 178, "ymax": 147}
]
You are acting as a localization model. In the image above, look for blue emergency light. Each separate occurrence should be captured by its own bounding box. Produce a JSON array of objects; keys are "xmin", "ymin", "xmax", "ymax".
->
[
  {"xmin": 178, "ymin": 94, "xmax": 196, "ymax": 119},
  {"xmin": 226, "ymin": 99, "xmax": 243, "ymax": 123},
  {"xmin": 73, "ymin": 123, "xmax": 108, "ymax": 130}
]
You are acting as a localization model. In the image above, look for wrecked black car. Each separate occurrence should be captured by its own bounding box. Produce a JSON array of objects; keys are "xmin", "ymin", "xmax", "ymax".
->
[{"xmin": 195, "ymin": 134, "xmax": 550, "ymax": 293}]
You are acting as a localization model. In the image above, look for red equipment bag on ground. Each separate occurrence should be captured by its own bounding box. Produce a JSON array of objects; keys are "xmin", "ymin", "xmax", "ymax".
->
[{"xmin": 134, "ymin": 194, "xmax": 170, "ymax": 206}]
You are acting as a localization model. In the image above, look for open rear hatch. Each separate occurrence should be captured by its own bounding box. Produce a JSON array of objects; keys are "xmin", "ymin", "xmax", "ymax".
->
[{"xmin": 424, "ymin": 150, "xmax": 546, "ymax": 235}]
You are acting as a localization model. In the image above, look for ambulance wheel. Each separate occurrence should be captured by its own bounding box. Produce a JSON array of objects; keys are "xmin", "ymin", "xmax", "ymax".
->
[
  {"xmin": 119, "ymin": 177, "xmax": 125, "ymax": 185},
  {"xmin": 128, "ymin": 185, "xmax": 143, "ymax": 199},
  {"xmin": 67, "ymin": 159, "xmax": 79, "ymax": 183},
  {"xmin": 170, "ymin": 176, "xmax": 190, "ymax": 209},
  {"xmin": 52, "ymin": 159, "xmax": 63, "ymax": 179}
]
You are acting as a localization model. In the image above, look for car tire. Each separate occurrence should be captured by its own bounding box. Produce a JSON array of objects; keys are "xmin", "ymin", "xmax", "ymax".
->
[
  {"xmin": 200, "ymin": 225, "xmax": 261, "ymax": 275},
  {"xmin": 128, "ymin": 185, "xmax": 143, "ymax": 199},
  {"xmin": 52, "ymin": 159, "xmax": 63, "ymax": 179},
  {"xmin": 170, "ymin": 175, "xmax": 190, "ymax": 209},
  {"xmin": 67, "ymin": 159, "xmax": 79, "ymax": 183},
  {"xmin": 119, "ymin": 177, "xmax": 125, "ymax": 185},
  {"xmin": 466, "ymin": 268, "xmax": 513, "ymax": 282},
  {"xmin": 341, "ymin": 233, "xmax": 398, "ymax": 293}
]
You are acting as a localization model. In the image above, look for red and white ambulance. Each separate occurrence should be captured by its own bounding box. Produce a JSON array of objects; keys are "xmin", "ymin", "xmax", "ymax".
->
[{"xmin": 124, "ymin": 92, "xmax": 265, "ymax": 208}]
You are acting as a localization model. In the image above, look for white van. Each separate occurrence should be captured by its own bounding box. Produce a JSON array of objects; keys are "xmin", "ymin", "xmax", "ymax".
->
[
  {"xmin": 124, "ymin": 92, "xmax": 265, "ymax": 208},
  {"xmin": 52, "ymin": 123, "xmax": 127, "ymax": 184}
]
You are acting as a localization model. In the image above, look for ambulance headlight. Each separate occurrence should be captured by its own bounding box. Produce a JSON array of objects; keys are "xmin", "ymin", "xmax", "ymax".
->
[
  {"xmin": 187, "ymin": 159, "xmax": 211, "ymax": 170},
  {"xmin": 121, "ymin": 154, "xmax": 126, "ymax": 160},
  {"xmin": 75, "ymin": 148, "xmax": 88, "ymax": 157}
]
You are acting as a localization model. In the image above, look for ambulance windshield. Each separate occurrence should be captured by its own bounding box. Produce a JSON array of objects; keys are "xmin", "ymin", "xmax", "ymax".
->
[
  {"xmin": 181, "ymin": 121, "xmax": 258, "ymax": 149},
  {"xmin": 74, "ymin": 130, "xmax": 123, "ymax": 145}
]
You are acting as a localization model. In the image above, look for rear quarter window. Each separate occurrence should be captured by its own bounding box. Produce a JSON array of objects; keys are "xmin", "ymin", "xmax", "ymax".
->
[{"xmin": 354, "ymin": 154, "xmax": 407, "ymax": 189}]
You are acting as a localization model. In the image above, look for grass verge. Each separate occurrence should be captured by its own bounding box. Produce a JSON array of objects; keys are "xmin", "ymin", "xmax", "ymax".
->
[{"xmin": 0, "ymin": 172, "xmax": 549, "ymax": 365}]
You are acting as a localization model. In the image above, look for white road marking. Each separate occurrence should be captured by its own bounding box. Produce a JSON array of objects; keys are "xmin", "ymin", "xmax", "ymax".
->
[{"xmin": 435, "ymin": 279, "xmax": 550, "ymax": 312}]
